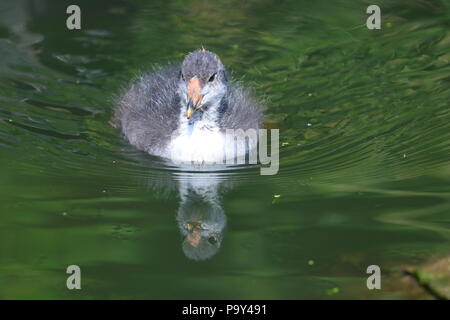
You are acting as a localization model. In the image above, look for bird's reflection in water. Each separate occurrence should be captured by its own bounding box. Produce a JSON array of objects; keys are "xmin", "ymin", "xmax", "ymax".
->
[
  {"xmin": 128, "ymin": 152, "xmax": 245, "ymax": 261},
  {"xmin": 177, "ymin": 175, "xmax": 227, "ymax": 260}
]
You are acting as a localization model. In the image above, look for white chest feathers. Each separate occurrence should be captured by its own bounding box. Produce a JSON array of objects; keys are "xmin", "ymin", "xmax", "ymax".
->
[
  {"xmin": 167, "ymin": 126, "xmax": 227, "ymax": 164},
  {"xmin": 165, "ymin": 104, "xmax": 256, "ymax": 164}
]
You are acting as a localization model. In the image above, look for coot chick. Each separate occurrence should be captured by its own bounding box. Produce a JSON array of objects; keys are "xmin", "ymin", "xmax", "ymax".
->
[{"xmin": 114, "ymin": 49, "xmax": 263, "ymax": 164}]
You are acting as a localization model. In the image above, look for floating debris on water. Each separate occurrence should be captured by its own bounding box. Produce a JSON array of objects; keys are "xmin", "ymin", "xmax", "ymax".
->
[
  {"xmin": 326, "ymin": 287, "xmax": 340, "ymax": 295},
  {"xmin": 272, "ymin": 194, "xmax": 281, "ymax": 204}
]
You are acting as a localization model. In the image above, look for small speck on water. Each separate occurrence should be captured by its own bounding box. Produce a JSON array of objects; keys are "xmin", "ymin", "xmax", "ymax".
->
[
  {"xmin": 403, "ymin": 154, "xmax": 407, "ymax": 158},
  {"xmin": 308, "ymin": 93, "xmax": 313, "ymax": 97},
  {"xmin": 272, "ymin": 194, "xmax": 281, "ymax": 204},
  {"xmin": 8, "ymin": 119, "xmax": 12, "ymax": 122},
  {"xmin": 308, "ymin": 259, "xmax": 315, "ymax": 266},
  {"xmin": 62, "ymin": 212, "xmax": 67, "ymax": 216},
  {"xmin": 102, "ymin": 190, "xmax": 106, "ymax": 193},
  {"xmin": 282, "ymin": 142, "xmax": 289, "ymax": 146},
  {"xmin": 307, "ymin": 122, "xmax": 312, "ymax": 127},
  {"xmin": 326, "ymin": 287, "xmax": 340, "ymax": 295}
]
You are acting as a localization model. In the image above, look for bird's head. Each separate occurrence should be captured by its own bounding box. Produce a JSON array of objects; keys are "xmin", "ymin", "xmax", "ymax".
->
[{"xmin": 179, "ymin": 49, "xmax": 228, "ymax": 119}]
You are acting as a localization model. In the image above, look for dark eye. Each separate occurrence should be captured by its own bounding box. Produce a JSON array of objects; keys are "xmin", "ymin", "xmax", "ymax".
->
[
  {"xmin": 207, "ymin": 237, "xmax": 217, "ymax": 245},
  {"xmin": 208, "ymin": 73, "xmax": 217, "ymax": 82},
  {"xmin": 180, "ymin": 72, "xmax": 185, "ymax": 81}
]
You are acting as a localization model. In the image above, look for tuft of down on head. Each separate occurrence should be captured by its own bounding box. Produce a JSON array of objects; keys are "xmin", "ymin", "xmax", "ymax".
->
[
  {"xmin": 181, "ymin": 49, "xmax": 227, "ymax": 85},
  {"xmin": 178, "ymin": 49, "xmax": 229, "ymax": 119}
]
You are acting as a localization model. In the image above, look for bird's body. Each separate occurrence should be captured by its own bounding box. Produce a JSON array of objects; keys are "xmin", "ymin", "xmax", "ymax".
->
[{"xmin": 114, "ymin": 50, "xmax": 263, "ymax": 164}]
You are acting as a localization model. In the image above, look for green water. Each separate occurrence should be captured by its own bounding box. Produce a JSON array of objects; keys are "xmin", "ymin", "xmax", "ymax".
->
[{"xmin": 0, "ymin": 0, "xmax": 449, "ymax": 299}]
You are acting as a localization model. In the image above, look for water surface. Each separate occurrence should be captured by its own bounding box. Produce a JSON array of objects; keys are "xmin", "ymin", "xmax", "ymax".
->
[{"xmin": 0, "ymin": 0, "xmax": 449, "ymax": 299}]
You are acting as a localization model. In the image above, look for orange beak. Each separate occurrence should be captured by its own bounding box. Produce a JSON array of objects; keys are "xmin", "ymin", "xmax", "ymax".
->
[
  {"xmin": 187, "ymin": 229, "xmax": 201, "ymax": 247},
  {"xmin": 186, "ymin": 77, "xmax": 204, "ymax": 119}
]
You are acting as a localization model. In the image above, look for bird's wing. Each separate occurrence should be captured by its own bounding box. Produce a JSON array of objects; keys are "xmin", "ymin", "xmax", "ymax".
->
[
  {"xmin": 219, "ymin": 83, "xmax": 264, "ymax": 131},
  {"xmin": 114, "ymin": 65, "xmax": 181, "ymax": 155}
]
